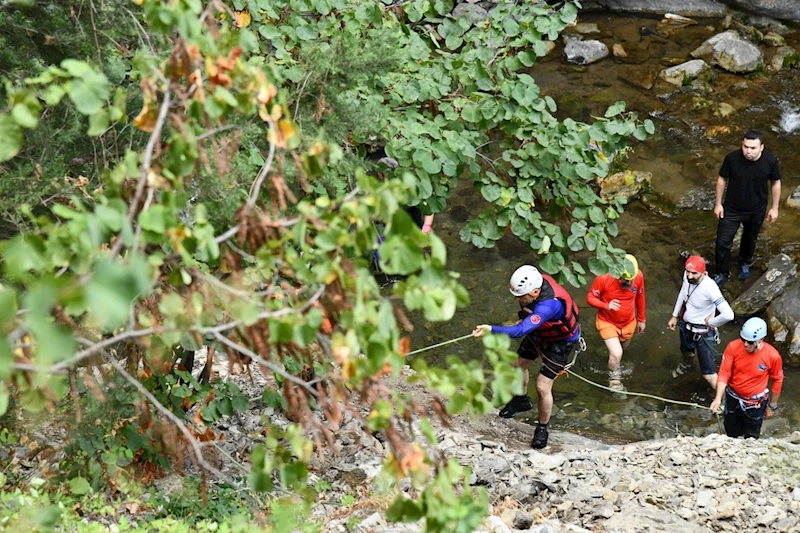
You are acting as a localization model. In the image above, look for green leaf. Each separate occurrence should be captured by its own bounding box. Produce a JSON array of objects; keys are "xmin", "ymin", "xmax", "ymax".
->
[
  {"xmin": 588, "ymin": 256, "xmax": 607, "ymax": 275},
  {"xmin": 12, "ymin": 104, "xmax": 38, "ymax": 129},
  {"xmin": 0, "ymin": 288, "xmax": 18, "ymax": 326},
  {"xmin": 604, "ymin": 101, "xmax": 626, "ymax": 118},
  {"xmin": 88, "ymin": 110, "xmax": 110, "ymax": 136},
  {"xmin": 68, "ymin": 71, "xmax": 111, "ymax": 115},
  {"xmin": 87, "ymin": 259, "xmax": 151, "ymax": 330},
  {"xmin": 69, "ymin": 477, "xmax": 92, "ymax": 495},
  {"xmin": 61, "ymin": 59, "xmax": 93, "ymax": 78},
  {"xmin": 539, "ymin": 252, "xmax": 565, "ymax": 274},
  {"xmin": 139, "ymin": 205, "xmax": 166, "ymax": 234},
  {"xmin": 0, "ymin": 114, "xmax": 23, "ymax": 162},
  {"xmin": 644, "ymin": 119, "xmax": 655, "ymax": 134}
]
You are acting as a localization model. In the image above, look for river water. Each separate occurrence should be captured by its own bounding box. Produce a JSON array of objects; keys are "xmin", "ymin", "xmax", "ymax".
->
[{"xmin": 408, "ymin": 14, "xmax": 800, "ymax": 443}]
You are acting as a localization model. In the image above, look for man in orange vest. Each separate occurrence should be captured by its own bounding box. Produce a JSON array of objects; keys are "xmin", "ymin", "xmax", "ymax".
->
[
  {"xmin": 586, "ymin": 254, "xmax": 646, "ymax": 391},
  {"xmin": 710, "ymin": 317, "xmax": 783, "ymax": 439},
  {"xmin": 473, "ymin": 265, "xmax": 581, "ymax": 449}
]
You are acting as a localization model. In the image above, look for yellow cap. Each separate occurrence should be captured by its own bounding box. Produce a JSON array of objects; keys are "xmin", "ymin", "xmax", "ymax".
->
[{"xmin": 621, "ymin": 254, "xmax": 639, "ymax": 281}]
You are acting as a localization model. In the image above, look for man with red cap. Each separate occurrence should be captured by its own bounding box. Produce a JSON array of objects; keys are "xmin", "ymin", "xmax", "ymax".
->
[{"xmin": 668, "ymin": 255, "xmax": 734, "ymax": 389}]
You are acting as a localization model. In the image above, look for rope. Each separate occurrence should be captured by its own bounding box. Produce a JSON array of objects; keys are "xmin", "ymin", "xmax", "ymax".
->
[
  {"xmin": 405, "ymin": 333, "xmax": 475, "ymax": 356},
  {"xmin": 564, "ymin": 369, "xmax": 711, "ymax": 411},
  {"xmin": 405, "ymin": 332, "xmax": 715, "ymax": 413}
]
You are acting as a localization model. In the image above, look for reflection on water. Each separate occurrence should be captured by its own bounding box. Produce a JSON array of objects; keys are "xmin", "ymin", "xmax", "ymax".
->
[{"xmin": 406, "ymin": 14, "xmax": 800, "ymax": 443}]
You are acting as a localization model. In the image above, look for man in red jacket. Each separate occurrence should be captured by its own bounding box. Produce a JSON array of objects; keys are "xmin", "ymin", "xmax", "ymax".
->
[
  {"xmin": 710, "ymin": 317, "xmax": 783, "ymax": 439},
  {"xmin": 586, "ymin": 254, "xmax": 646, "ymax": 391}
]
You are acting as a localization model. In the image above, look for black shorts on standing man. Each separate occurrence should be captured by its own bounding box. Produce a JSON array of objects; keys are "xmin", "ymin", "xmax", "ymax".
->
[{"xmin": 713, "ymin": 130, "xmax": 781, "ymax": 285}]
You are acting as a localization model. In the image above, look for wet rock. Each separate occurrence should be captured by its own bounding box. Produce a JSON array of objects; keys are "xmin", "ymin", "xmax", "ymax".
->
[
  {"xmin": 564, "ymin": 40, "xmax": 609, "ymax": 65},
  {"xmin": 723, "ymin": 0, "xmax": 800, "ymax": 23},
  {"xmin": 659, "ymin": 59, "xmax": 709, "ymax": 86},
  {"xmin": 767, "ymin": 279, "xmax": 800, "ymax": 364},
  {"xmin": 715, "ymin": 102, "xmax": 735, "ymax": 118},
  {"xmin": 787, "ymin": 185, "xmax": 800, "ymax": 210},
  {"xmin": 731, "ymin": 253, "xmax": 797, "ymax": 315},
  {"xmin": 641, "ymin": 191, "xmax": 680, "ymax": 218},
  {"xmin": 614, "ymin": 21, "xmax": 642, "ymax": 43},
  {"xmin": 452, "ymin": 3, "xmax": 489, "ymax": 25},
  {"xmin": 598, "ymin": 170, "xmax": 652, "ymax": 203},
  {"xmin": 656, "ymin": 13, "xmax": 697, "ymax": 37},
  {"xmin": 554, "ymin": 92, "xmax": 585, "ymax": 120},
  {"xmin": 769, "ymin": 46, "xmax": 799, "ymax": 72},
  {"xmin": 574, "ymin": 22, "xmax": 601, "ymax": 35},
  {"xmin": 691, "ymin": 31, "xmax": 763, "ymax": 73},
  {"xmin": 762, "ymin": 31, "xmax": 786, "ymax": 47},
  {"xmin": 617, "ymin": 66, "xmax": 657, "ymax": 90},
  {"xmin": 612, "ymin": 43, "xmax": 628, "ymax": 58},
  {"xmin": 580, "ymin": 0, "xmax": 727, "ymax": 18}
]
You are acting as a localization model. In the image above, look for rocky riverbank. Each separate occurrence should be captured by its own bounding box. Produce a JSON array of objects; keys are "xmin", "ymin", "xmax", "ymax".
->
[
  {"xmin": 316, "ymin": 390, "xmax": 800, "ymax": 533},
  {"xmin": 238, "ymin": 368, "xmax": 797, "ymax": 533}
]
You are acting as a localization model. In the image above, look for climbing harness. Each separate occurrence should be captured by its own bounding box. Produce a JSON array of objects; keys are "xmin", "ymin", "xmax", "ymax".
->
[{"xmin": 727, "ymin": 387, "xmax": 769, "ymax": 411}]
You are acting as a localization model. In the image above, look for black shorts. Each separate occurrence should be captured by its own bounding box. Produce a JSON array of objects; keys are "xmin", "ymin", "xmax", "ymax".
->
[{"xmin": 518, "ymin": 335, "xmax": 576, "ymax": 380}]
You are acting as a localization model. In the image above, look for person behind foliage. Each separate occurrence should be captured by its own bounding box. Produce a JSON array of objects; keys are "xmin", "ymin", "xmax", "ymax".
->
[
  {"xmin": 710, "ymin": 317, "xmax": 783, "ymax": 439},
  {"xmin": 473, "ymin": 265, "xmax": 581, "ymax": 450},
  {"xmin": 585, "ymin": 254, "xmax": 646, "ymax": 392},
  {"xmin": 667, "ymin": 255, "xmax": 733, "ymax": 389}
]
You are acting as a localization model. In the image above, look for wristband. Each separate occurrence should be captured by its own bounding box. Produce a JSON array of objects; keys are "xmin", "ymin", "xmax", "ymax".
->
[
  {"xmin": 768, "ymin": 404, "xmax": 779, "ymax": 411},
  {"xmin": 421, "ymin": 223, "xmax": 432, "ymax": 233}
]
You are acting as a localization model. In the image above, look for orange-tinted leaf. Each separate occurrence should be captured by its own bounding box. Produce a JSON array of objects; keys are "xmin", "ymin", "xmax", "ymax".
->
[
  {"xmin": 398, "ymin": 337, "xmax": 410, "ymax": 356},
  {"xmin": 233, "ymin": 11, "xmax": 251, "ymax": 28}
]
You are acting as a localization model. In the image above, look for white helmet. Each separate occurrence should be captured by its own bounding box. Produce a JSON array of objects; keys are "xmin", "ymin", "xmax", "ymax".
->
[{"xmin": 509, "ymin": 265, "xmax": 543, "ymax": 296}]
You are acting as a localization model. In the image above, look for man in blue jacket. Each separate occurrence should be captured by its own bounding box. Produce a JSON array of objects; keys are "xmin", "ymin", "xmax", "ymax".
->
[{"xmin": 474, "ymin": 265, "xmax": 581, "ymax": 449}]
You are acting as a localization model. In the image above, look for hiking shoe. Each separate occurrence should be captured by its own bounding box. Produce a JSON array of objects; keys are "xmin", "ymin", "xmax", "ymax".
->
[
  {"xmin": 499, "ymin": 395, "xmax": 534, "ymax": 418},
  {"xmin": 712, "ymin": 273, "xmax": 728, "ymax": 286},
  {"xmin": 532, "ymin": 424, "xmax": 549, "ymax": 449},
  {"xmin": 738, "ymin": 264, "xmax": 752, "ymax": 280},
  {"xmin": 609, "ymin": 378, "xmax": 624, "ymax": 391}
]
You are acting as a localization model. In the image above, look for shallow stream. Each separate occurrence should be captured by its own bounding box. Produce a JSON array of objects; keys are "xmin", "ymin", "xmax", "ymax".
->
[{"xmin": 408, "ymin": 13, "xmax": 800, "ymax": 443}]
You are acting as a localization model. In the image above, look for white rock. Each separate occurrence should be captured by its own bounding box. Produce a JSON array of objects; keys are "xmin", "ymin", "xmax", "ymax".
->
[
  {"xmin": 659, "ymin": 59, "xmax": 709, "ymax": 86},
  {"xmin": 691, "ymin": 30, "xmax": 763, "ymax": 73},
  {"xmin": 696, "ymin": 489, "xmax": 715, "ymax": 507}
]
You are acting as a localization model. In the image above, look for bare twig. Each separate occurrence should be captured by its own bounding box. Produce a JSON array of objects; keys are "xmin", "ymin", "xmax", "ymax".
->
[
  {"xmin": 197, "ymin": 124, "xmax": 242, "ymax": 141},
  {"xmin": 109, "ymin": 81, "xmax": 171, "ymax": 258},
  {"xmin": 246, "ymin": 120, "xmax": 277, "ymax": 210},
  {"xmin": 100, "ymin": 348, "xmax": 234, "ymax": 484},
  {"xmin": 13, "ymin": 363, "xmax": 68, "ymax": 375},
  {"xmin": 53, "ymin": 329, "xmax": 158, "ymax": 372}
]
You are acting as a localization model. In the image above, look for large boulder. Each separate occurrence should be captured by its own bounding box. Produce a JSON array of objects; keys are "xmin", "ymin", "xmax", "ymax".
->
[
  {"xmin": 691, "ymin": 31, "xmax": 763, "ymax": 73},
  {"xmin": 564, "ymin": 40, "xmax": 609, "ymax": 65},
  {"xmin": 659, "ymin": 59, "xmax": 710, "ymax": 86},
  {"xmin": 767, "ymin": 280, "xmax": 800, "ymax": 365},
  {"xmin": 580, "ymin": 0, "xmax": 728, "ymax": 17},
  {"xmin": 731, "ymin": 253, "xmax": 797, "ymax": 315},
  {"xmin": 723, "ymin": 0, "xmax": 800, "ymax": 23},
  {"xmin": 597, "ymin": 170, "xmax": 652, "ymax": 203}
]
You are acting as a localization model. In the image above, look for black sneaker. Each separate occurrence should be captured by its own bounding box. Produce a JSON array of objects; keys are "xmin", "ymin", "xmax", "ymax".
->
[
  {"xmin": 532, "ymin": 424, "xmax": 549, "ymax": 449},
  {"xmin": 499, "ymin": 395, "xmax": 534, "ymax": 418}
]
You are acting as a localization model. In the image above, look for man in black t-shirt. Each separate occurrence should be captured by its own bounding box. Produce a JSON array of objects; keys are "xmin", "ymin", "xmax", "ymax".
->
[{"xmin": 713, "ymin": 130, "xmax": 781, "ymax": 285}]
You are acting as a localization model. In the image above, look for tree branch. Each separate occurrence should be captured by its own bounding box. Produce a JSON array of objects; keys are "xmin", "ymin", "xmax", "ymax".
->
[
  {"xmin": 109, "ymin": 81, "xmax": 172, "ymax": 259},
  {"xmin": 246, "ymin": 119, "xmax": 277, "ymax": 211}
]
